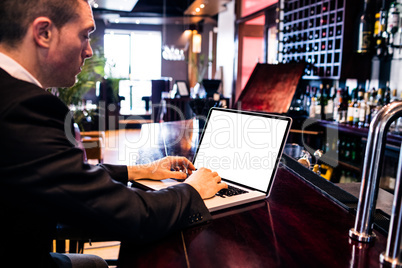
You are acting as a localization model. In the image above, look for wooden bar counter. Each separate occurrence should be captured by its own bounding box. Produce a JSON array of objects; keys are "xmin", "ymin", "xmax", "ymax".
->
[{"xmin": 117, "ymin": 119, "xmax": 389, "ymax": 267}]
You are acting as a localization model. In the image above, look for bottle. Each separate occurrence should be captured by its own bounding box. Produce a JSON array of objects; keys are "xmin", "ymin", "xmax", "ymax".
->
[
  {"xmin": 339, "ymin": 90, "xmax": 348, "ymax": 124},
  {"xmin": 375, "ymin": 87, "xmax": 384, "ymax": 106},
  {"xmin": 363, "ymin": 92, "xmax": 371, "ymax": 127},
  {"xmin": 339, "ymin": 136, "xmax": 346, "ymax": 161},
  {"xmin": 347, "ymin": 88, "xmax": 356, "ymax": 124},
  {"xmin": 325, "ymin": 84, "xmax": 335, "ymax": 120},
  {"xmin": 315, "ymin": 86, "xmax": 322, "ymax": 119},
  {"xmin": 344, "ymin": 137, "xmax": 351, "ymax": 161},
  {"xmin": 310, "ymin": 97, "xmax": 316, "ymax": 118},
  {"xmin": 375, "ymin": 7, "xmax": 389, "ymax": 56},
  {"xmin": 387, "ymin": 1, "xmax": 400, "ymax": 47},
  {"xmin": 358, "ymin": 90, "xmax": 367, "ymax": 127},
  {"xmin": 384, "ymin": 81, "xmax": 391, "ymax": 105},
  {"xmin": 321, "ymin": 84, "xmax": 329, "ymax": 120},
  {"xmin": 356, "ymin": 0, "xmax": 374, "ymax": 53},
  {"xmin": 303, "ymin": 85, "xmax": 312, "ymax": 112},
  {"xmin": 339, "ymin": 170, "xmax": 347, "ymax": 183},
  {"xmin": 353, "ymin": 89, "xmax": 362, "ymax": 126},
  {"xmin": 391, "ymin": 88, "xmax": 399, "ymax": 102},
  {"xmin": 369, "ymin": 87, "xmax": 376, "ymax": 105},
  {"xmin": 371, "ymin": 88, "xmax": 384, "ymax": 121},
  {"xmin": 374, "ymin": 12, "xmax": 381, "ymax": 38},
  {"xmin": 350, "ymin": 138, "xmax": 357, "ymax": 163},
  {"xmin": 333, "ymin": 88, "xmax": 342, "ymax": 122}
]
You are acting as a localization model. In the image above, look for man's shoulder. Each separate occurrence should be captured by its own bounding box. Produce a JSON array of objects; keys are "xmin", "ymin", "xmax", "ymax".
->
[
  {"xmin": 0, "ymin": 68, "xmax": 66, "ymax": 113},
  {"xmin": 0, "ymin": 67, "xmax": 46, "ymax": 97}
]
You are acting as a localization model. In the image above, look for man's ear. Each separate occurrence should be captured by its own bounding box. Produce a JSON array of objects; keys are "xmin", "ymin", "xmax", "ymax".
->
[{"xmin": 32, "ymin": 17, "xmax": 53, "ymax": 48}]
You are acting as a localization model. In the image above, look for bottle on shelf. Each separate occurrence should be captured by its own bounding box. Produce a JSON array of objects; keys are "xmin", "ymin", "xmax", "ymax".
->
[
  {"xmin": 325, "ymin": 84, "xmax": 335, "ymax": 120},
  {"xmin": 352, "ymin": 88, "xmax": 362, "ymax": 126},
  {"xmin": 374, "ymin": 11, "xmax": 381, "ymax": 38},
  {"xmin": 384, "ymin": 81, "xmax": 391, "ymax": 105},
  {"xmin": 339, "ymin": 135, "xmax": 345, "ymax": 161},
  {"xmin": 339, "ymin": 87, "xmax": 349, "ymax": 124},
  {"xmin": 391, "ymin": 88, "xmax": 399, "ymax": 102},
  {"xmin": 371, "ymin": 87, "xmax": 384, "ymax": 121},
  {"xmin": 339, "ymin": 89, "xmax": 349, "ymax": 124},
  {"xmin": 333, "ymin": 88, "xmax": 342, "ymax": 122},
  {"xmin": 303, "ymin": 85, "xmax": 312, "ymax": 112},
  {"xmin": 374, "ymin": 6, "xmax": 390, "ymax": 57},
  {"xmin": 358, "ymin": 89, "xmax": 367, "ymax": 127},
  {"xmin": 339, "ymin": 170, "xmax": 347, "ymax": 183},
  {"xmin": 315, "ymin": 85, "xmax": 322, "ymax": 119},
  {"xmin": 368, "ymin": 87, "xmax": 376, "ymax": 105},
  {"xmin": 350, "ymin": 138, "xmax": 358, "ymax": 164},
  {"xmin": 387, "ymin": 1, "xmax": 400, "ymax": 48},
  {"xmin": 347, "ymin": 88, "xmax": 357, "ymax": 124},
  {"xmin": 321, "ymin": 84, "xmax": 329, "ymax": 120},
  {"xmin": 310, "ymin": 97, "xmax": 316, "ymax": 118},
  {"xmin": 356, "ymin": 0, "xmax": 374, "ymax": 53},
  {"xmin": 344, "ymin": 137, "xmax": 351, "ymax": 162},
  {"xmin": 364, "ymin": 92, "xmax": 371, "ymax": 127},
  {"xmin": 375, "ymin": 87, "xmax": 384, "ymax": 106}
]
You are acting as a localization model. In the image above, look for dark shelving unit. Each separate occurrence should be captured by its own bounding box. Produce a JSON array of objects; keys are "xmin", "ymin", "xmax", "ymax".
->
[{"xmin": 278, "ymin": 0, "xmax": 372, "ymax": 80}]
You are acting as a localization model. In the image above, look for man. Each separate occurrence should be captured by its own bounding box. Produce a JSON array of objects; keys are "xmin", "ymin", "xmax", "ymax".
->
[{"xmin": 0, "ymin": 0, "xmax": 227, "ymax": 267}]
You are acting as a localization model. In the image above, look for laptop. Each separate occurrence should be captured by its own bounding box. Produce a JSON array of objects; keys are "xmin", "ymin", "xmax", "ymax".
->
[{"xmin": 134, "ymin": 108, "xmax": 292, "ymax": 212}]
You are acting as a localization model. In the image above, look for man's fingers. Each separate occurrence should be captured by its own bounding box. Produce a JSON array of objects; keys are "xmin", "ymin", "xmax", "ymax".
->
[
  {"xmin": 169, "ymin": 156, "xmax": 195, "ymax": 171},
  {"xmin": 168, "ymin": 170, "xmax": 187, "ymax": 180},
  {"xmin": 218, "ymin": 182, "xmax": 228, "ymax": 190},
  {"xmin": 213, "ymin": 174, "xmax": 221, "ymax": 183}
]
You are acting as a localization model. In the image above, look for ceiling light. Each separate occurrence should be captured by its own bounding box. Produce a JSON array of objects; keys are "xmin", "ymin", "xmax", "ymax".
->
[
  {"xmin": 195, "ymin": 7, "xmax": 200, "ymax": 12},
  {"xmin": 200, "ymin": 4, "xmax": 205, "ymax": 8}
]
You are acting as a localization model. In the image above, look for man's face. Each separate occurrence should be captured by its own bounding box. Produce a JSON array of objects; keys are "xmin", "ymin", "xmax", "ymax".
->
[{"xmin": 44, "ymin": 1, "xmax": 95, "ymax": 88}]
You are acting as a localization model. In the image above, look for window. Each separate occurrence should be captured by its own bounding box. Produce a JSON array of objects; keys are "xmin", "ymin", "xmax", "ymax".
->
[
  {"xmin": 104, "ymin": 33, "xmax": 130, "ymax": 78},
  {"xmin": 104, "ymin": 30, "xmax": 162, "ymax": 114}
]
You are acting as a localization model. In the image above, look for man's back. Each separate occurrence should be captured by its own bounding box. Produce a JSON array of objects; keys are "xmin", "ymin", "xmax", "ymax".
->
[{"xmin": 0, "ymin": 67, "xmax": 212, "ymax": 267}]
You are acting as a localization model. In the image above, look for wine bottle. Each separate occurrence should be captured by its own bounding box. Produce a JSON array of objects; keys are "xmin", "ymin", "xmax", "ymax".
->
[{"xmin": 356, "ymin": 0, "xmax": 374, "ymax": 53}]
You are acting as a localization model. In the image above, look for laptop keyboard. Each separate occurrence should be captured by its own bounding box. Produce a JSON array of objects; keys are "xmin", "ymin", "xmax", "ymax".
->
[{"xmin": 216, "ymin": 185, "xmax": 249, "ymax": 198}]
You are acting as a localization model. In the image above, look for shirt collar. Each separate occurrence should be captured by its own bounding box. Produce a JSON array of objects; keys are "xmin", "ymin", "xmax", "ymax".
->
[{"xmin": 0, "ymin": 52, "xmax": 43, "ymax": 88}]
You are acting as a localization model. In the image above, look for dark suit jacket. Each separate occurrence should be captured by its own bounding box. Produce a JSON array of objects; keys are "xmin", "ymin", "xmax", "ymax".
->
[{"xmin": 0, "ymin": 68, "xmax": 211, "ymax": 267}]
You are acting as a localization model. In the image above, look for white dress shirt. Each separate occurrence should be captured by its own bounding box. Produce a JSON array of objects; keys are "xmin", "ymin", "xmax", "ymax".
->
[{"xmin": 0, "ymin": 52, "xmax": 43, "ymax": 88}]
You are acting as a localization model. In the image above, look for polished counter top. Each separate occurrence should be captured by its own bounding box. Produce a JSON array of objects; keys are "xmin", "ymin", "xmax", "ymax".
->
[{"xmin": 117, "ymin": 120, "xmax": 390, "ymax": 267}]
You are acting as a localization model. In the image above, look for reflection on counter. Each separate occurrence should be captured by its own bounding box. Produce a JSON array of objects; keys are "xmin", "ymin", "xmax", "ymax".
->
[{"xmin": 284, "ymin": 143, "xmax": 333, "ymax": 181}]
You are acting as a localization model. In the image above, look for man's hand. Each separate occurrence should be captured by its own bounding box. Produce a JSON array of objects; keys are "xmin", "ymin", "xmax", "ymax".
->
[
  {"xmin": 185, "ymin": 167, "xmax": 228, "ymax": 199},
  {"xmin": 128, "ymin": 156, "xmax": 195, "ymax": 181}
]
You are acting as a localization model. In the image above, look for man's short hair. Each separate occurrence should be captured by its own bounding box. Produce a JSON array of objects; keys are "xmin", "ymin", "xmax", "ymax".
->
[{"xmin": 0, "ymin": 0, "xmax": 87, "ymax": 47}]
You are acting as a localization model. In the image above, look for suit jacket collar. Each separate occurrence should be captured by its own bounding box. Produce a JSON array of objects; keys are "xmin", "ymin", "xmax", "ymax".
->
[{"xmin": 0, "ymin": 52, "xmax": 43, "ymax": 88}]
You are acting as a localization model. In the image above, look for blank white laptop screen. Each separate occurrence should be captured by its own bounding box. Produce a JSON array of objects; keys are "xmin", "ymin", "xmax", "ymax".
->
[{"xmin": 193, "ymin": 108, "xmax": 290, "ymax": 193}]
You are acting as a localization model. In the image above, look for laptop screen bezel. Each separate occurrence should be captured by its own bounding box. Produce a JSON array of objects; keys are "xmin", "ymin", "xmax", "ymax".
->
[{"xmin": 192, "ymin": 107, "xmax": 292, "ymax": 195}]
